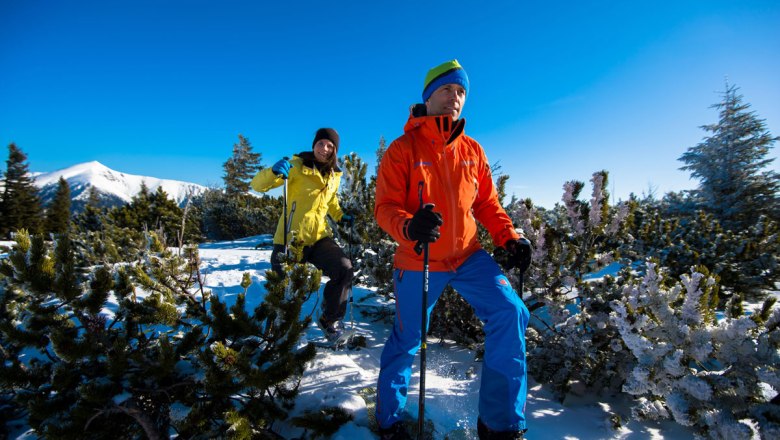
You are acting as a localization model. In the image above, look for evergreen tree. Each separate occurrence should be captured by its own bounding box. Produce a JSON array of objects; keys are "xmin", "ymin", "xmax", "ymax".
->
[
  {"xmin": 627, "ymin": 198, "xmax": 780, "ymax": 299},
  {"xmin": 194, "ymin": 188, "xmax": 281, "ymax": 241},
  {"xmin": 44, "ymin": 177, "xmax": 72, "ymax": 235},
  {"xmin": 612, "ymin": 262, "xmax": 780, "ymax": 438},
  {"xmin": 0, "ymin": 231, "xmax": 319, "ymax": 438},
  {"xmin": 111, "ymin": 184, "xmax": 190, "ymax": 246},
  {"xmin": 0, "ymin": 143, "xmax": 43, "ymax": 237},
  {"xmin": 223, "ymin": 134, "xmax": 262, "ymax": 196},
  {"xmin": 356, "ymin": 138, "xmax": 396, "ymax": 299},
  {"xmin": 75, "ymin": 187, "xmax": 107, "ymax": 233},
  {"xmin": 335, "ymin": 152, "xmax": 370, "ymax": 269},
  {"xmin": 679, "ymin": 83, "xmax": 779, "ymax": 230},
  {"xmin": 509, "ymin": 171, "xmax": 636, "ymax": 399}
]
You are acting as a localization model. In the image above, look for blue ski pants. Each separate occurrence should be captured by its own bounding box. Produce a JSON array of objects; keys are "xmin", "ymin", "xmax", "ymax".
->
[{"xmin": 376, "ymin": 249, "xmax": 529, "ymax": 432}]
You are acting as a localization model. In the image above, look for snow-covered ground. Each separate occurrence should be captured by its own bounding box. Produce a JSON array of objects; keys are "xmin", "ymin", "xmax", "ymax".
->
[{"xmin": 197, "ymin": 236, "xmax": 695, "ymax": 439}]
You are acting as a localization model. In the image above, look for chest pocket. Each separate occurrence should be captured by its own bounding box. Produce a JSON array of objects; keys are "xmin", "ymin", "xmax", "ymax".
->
[{"xmin": 457, "ymin": 159, "xmax": 480, "ymax": 208}]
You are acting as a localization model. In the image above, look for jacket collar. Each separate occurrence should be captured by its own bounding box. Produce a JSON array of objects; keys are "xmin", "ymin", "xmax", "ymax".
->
[
  {"xmin": 404, "ymin": 103, "xmax": 466, "ymax": 146},
  {"xmin": 296, "ymin": 151, "xmax": 342, "ymax": 174}
]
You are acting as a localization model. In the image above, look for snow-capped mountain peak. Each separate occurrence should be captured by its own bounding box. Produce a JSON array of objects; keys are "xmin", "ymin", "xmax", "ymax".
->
[{"xmin": 35, "ymin": 161, "xmax": 207, "ymax": 208}]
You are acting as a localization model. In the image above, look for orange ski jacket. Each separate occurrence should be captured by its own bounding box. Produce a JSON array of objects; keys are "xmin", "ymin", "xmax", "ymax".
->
[{"xmin": 374, "ymin": 106, "xmax": 519, "ymax": 272}]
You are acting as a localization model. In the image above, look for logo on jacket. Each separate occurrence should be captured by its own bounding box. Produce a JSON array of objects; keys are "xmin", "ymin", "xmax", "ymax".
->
[
  {"xmin": 414, "ymin": 161, "xmax": 433, "ymax": 169},
  {"xmin": 461, "ymin": 160, "xmax": 475, "ymax": 166}
]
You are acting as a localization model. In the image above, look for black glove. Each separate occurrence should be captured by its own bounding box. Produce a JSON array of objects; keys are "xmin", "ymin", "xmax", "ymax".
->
[
  {"xmin": 339, "ymin": 213, "xmax": 354, "ymax": 225},
  {"xmin": 502, "ymin": 237, "xmax": 532, "ymax": 273},
  {"xmin": 404, "ymin": 204, "xmax": 443, "ymax": 244}
]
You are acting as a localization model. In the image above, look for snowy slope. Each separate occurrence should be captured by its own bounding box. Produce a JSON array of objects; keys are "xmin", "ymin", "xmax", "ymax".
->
[
  {"xmin": 196, "ymin": 237, "xmax": 696, "ymax": 440},
  {"xmin": 34, "ymin": 161, "xmax": 207, "ymax": 207}
]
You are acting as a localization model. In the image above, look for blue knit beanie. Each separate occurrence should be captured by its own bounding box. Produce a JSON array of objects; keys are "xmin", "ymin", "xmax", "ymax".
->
[{"xmin": 422, "ymin": 59, "xmax": 470, "ymax": 102}]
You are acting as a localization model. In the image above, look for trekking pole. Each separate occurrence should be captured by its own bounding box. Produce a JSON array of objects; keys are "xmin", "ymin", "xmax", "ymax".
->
[
  {"xmin": 285, "ymin": 200, "xmax": 295, "ymax": 242},
  {"xmin": 348, "ymin": 218, "xmax": 356, "ymax": 335},
  {"xmin": 282, "ymin": 157, "xmax": 289, "ymax": 255},
  {"xmin": 414, "ymin": 181, "xmax": 429, "ymax": 440}
]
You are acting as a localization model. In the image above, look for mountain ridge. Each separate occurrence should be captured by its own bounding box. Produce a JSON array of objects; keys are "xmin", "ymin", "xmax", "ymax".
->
[{"xmin": 34, "ymin": 161, "xmax": 208, "ymax": 209}]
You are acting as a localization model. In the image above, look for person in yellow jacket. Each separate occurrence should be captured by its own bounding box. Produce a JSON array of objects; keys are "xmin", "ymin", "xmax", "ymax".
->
[{"xmin": 250, "ymin": 128, "xmax": 354, "ymax": 340}]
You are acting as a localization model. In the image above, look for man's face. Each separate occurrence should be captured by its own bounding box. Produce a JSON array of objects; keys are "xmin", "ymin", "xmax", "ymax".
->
[
  {"xmin": 313, "ymin": 139, "xmax": 335, "ymax": 163},
  {"xmin": 425, "ymin": 83, "xmax": 466, "ymax": 120}
]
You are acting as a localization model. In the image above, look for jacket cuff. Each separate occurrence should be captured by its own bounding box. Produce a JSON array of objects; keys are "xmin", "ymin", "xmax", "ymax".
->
[
  {"xmin": 496, "ymin": 226, "xmax": 520, "ymax": 248},
  {"xmin": 402, "ymin": 219, "xmax": 411, "ymax": 241}
]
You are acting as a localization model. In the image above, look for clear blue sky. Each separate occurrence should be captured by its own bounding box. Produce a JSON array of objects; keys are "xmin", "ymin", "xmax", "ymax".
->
[{"xmin": 2, "ymin": 0, "xmax": 778, "ymax": 208}]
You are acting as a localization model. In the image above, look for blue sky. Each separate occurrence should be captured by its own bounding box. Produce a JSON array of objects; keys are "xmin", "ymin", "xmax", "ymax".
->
[{"xmin": 2, "ymin": 0, "xmax": 778, "ymax": 208}]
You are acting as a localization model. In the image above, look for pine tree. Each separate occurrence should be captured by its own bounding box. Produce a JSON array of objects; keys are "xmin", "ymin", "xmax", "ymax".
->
[
  {"xmin": 612, "ymin": 262, "xmax": 780, "ymax": 438},
  {"xmin": 111, "ymin": 184, "xmax": 186, "ymax": 246},
  {"xmin": 0, "ymin": 231, "xmax": 319, "ymax": 438},
  {"xmin": 0, "ymin": 143, "xmax": 43, "ymax": 237},
  {"xmin": 194, "ymin": 188, "xmax": 281, "ymax": 241},
  {"xmin": 509, "ymin": 171, "xmax": 636, "ymax": 399},
  {"xmin": 44, "ymin": 177, "xmax": 72, "ymax": 235},
  {"xmin": 223, "ymin": 134, "xmax": 262, "ymax": 196},
  {"xmin": 336, "ymin": 152, "xmax": 370, "ymax": 267},
  {"xmin": 75, "ymin": 187, "xmax": 106, "ymax": 233},
  {"xmin": 679, "ymin": 83, "xmax": 779, "ymax": 230},
  {"xmin": 358, "ymin": 138, "xmax": 396, "ymax": 299}
]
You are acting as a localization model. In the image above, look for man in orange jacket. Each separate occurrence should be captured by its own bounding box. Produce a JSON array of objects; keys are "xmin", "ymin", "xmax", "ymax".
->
[{"xmin": 374, "ymin": 60, "xmax": 532, "ymax": 440}]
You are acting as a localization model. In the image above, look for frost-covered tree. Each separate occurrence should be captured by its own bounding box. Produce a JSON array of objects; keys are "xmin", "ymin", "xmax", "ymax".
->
[
  {"xmin": 611, "ymin": 262, "xmax": 780, "ymax": 439},
  {"xmin": 679, "ymin": 83, "xmax": 779, "ymax": 230},
  {"xmin": 508, "ymin": 171, "xmax": 636, "ymax": 399},
  {"xmin": 44, "ymin": 177, "xmax": 72, "ymax": 235},
  {"xmin": 0, "ymin": 143, "xmax": 43, "ymax": 237},
  {"xmin": 223, "ymin": 134, "xmax": 262, "ymax": 196}
]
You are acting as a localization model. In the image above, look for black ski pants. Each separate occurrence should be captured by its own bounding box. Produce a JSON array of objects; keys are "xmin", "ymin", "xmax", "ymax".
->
[{"xmin": 270, "ymin": 236, "xmax": 353, "ymax": 325}]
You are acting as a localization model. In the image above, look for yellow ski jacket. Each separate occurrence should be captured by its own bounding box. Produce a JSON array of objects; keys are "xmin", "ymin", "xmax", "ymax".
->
[{"xmin": 250, "ymin": 153, "xmax": 344, "ymax": 246}]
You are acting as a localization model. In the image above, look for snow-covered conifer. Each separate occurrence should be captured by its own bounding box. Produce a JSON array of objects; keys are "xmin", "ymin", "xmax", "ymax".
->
[
  {"xmin": 508, "ymin": 171, "xmax": 636, "ymax": 400},
  {"xmin": 610, "ymin": 262, "xmax": 779, "ymax": 438}
]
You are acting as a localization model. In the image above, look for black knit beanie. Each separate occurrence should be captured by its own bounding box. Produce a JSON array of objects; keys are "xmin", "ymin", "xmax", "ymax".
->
[{"xmin": 312, "ymin": 128, "xmax": 340, "ymax": 152}]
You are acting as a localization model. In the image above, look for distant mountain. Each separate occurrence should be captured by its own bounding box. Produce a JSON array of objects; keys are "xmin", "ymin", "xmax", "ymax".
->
[{"xmin": 34, "ymin": 161, "xmax": 208, "ymax": 211}]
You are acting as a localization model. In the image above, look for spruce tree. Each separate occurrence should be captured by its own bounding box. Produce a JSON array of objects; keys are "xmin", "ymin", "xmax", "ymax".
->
[
  {"xmin": 223, "ymin": 134, "xmax": 262, "ymax": 196},
  {"xmin": 679, "ymin": 83, "xmax": 779, "ymax": 230},
  {"xmin": 0, "ymin": 143, "xmax": 43, "ymax": 237},
  {"xmin": 44, "ymin": 177, "xmax": 72, "ymax": 235}
]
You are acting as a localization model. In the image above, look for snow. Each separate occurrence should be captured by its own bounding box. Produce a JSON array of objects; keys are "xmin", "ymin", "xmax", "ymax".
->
[
  {"xmin": 33, "ymin": 160, "xmax": 206, "ymax": 205},
  {"xmin": 193, "ymin": 236, "xmax": 696, "ymax": 439},
  {"xmin": 2, "ymin": 235, "xmax": 701, "ymax": 439}
]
